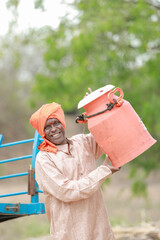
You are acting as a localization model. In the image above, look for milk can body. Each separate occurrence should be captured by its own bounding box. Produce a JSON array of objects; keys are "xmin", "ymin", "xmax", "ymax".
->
[{"xmin": 77, "ymin": 85, "xmax": 156, "ymax": 167}]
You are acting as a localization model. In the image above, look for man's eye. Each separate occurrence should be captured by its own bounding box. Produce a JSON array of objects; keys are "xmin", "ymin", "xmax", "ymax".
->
[
  {"xmin": 45, "ymin": 125, "xmax": 51, "ymax": 130},
  {"xmin": 54, "ymin": 121, "xmax": 60, "ymax": 126},
  {"xmin": 45, "ymin": 121, "xmax": 60, "ymax": 130}
]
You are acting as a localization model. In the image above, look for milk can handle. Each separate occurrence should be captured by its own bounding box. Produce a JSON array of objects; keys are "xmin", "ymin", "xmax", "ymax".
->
[{"xmin": 108, "ymin": 88, "xmax": 124, "ymax": 106}]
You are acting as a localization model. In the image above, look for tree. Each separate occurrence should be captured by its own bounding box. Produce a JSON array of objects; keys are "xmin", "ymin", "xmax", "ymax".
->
[
  {"xmin": 0, "ymin": 28, "xmax": 46, "ymax": 140},
  {"xmin": 4, "ymin": 0, "xmax": 160, "ymax": 195},
  {"xmin": 30, "ymin": 0, "xmax": 160, "ymax": 195}
]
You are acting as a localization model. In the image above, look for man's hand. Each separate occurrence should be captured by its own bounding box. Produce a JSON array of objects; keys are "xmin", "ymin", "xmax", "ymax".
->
[{"xmin": 103, "ymin": 156, "xmax": 121, "ymax": 174}]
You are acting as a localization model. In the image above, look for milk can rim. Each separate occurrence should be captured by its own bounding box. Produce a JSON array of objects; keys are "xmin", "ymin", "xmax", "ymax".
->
[{"xmin": 78, "ymin": 84, "xmax": 115, "ymax": 109}]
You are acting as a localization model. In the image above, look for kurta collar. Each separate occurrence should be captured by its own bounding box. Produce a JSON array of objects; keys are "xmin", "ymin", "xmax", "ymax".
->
[{"xmin": 57, "ymin": 138, "xmax": 72, "ymax": 154}]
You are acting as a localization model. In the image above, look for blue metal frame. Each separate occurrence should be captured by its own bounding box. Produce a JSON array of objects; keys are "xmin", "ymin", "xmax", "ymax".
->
[{"xmin": 0, "ymin": 131, "xmax": 45, "ymax": 219}]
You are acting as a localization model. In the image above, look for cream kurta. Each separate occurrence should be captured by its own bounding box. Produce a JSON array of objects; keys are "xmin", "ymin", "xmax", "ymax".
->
[{"xmin": 35, "ymin": 133, "xmax": 115, "ymax": 240}]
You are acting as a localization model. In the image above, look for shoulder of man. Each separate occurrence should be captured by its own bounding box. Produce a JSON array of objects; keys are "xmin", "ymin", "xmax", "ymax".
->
[
  {"xmin": 69, "ymin": 133, "xmax": 92, "ymax": 142},
  {"xmin": 36, "ymin": 150, "xmax": 58, "ymax": 162}
]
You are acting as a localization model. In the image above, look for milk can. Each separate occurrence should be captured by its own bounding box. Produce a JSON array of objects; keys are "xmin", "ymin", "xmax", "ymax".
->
[{"xmin": 76, "ymin": 85, "xmax": 156, "ymax": 167}]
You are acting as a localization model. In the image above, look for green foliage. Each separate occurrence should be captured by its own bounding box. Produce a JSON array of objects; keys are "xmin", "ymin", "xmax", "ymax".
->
[
  {"xmin": 6, "ymin": 0, "xmax": 19, "ymax": 9},
  {"xmin": 0, "ymin": 215, "xmax": 49, "ymax": 240},
  {"xmin": 24, "ymin": 217, "xmax": 50, "ymax": 238},
  {"xmin": 0, "ymin": 30, "xmax": 46, "ymax": 139},
  {"xmin": 30, "ymin": 1, "xmax": 160, "ymax": 174},
  {"xmin": 31, "ymin": 0, "xmax": 160, "ymax": 195},
  {"xmin": 31, "ymin": 0, "xmax": 160, "ymax": 110},
  {"xmin": 129, "ymin": 167, "xmax": 149, "ymax": 197},
  {"xmin": 131, "ymin": 179, "xmax": 147, "ymax": 197},
  {"xmin": 34, "ymin": 0, "xmax": 44, "ymax": 10}
]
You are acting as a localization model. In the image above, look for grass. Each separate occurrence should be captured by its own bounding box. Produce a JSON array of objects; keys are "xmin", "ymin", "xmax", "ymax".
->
[{"xmin": 1, "ymin": 214, "xmax": 50, "ymax": 240}]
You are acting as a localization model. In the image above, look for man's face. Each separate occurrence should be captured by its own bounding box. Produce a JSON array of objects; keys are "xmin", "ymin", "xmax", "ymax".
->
[{"xmin": 44, "ymin": 118, "xmax": 67, "ymax": 145}]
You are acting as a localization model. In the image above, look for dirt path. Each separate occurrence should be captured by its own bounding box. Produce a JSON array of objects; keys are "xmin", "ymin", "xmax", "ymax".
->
[{"xmin": 26, "ymin": 222, "xmax": 160, "ymax": 240}]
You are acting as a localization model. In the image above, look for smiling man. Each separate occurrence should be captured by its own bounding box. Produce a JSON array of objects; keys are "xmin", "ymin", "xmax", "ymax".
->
[
  {"xmin": 44, "ymin": 118, "xmax": 67, "ymax": 145},
  {"xmin": 30, "ymin": 102, "xmax": 120, "ymax": 240}
]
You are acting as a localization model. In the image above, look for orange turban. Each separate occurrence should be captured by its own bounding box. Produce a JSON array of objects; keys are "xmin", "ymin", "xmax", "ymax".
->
[{"xmin": 30, "ymin": 102, "xmax": 66, "ymax": 154}]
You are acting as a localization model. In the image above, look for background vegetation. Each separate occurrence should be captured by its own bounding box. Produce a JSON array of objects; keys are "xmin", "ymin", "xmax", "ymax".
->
[
  {"xmin": 0, "ymin": 0, "xmax": 160, "ymax": 238},
  {"xmin": 30, "ymin": 0, "xmax": 160, "ymax": 197},
  {"xmin": 0, "ymin": 3, "xmax": 160, "ymax": 238},
  {"xmin": 1, "ymin": 0, "xmax": 159, "ymax": 196}
]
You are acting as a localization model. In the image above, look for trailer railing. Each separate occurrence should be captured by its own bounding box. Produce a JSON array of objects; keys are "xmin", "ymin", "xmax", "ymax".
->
[{"xmin": 0, "ymin": 131, "xmax": 45, "ymax": 222}]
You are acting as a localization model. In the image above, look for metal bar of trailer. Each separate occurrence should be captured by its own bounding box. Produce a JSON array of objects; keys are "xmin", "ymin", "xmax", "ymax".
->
[
  {"xmin": 37, "ymin": 190, "xmax": 43, "ymax": 193},
  {"xmin": 0, "ymin": 203, "xmax": 46, "ymax": 215},
  {"xmin": 0, "ymin": 172, "xmax": 28, "ymax": 180},
  {"xmin": 0, "ymin": 191, "xmax": 28, "ymax": 198},
  {"xmin": 0, "ymin": 139, "xmax": 34, "ymax": 148},
  {"xmin": 0, "ymin": 155, "xmax": 32, "ymax": 164},
  {"xmin": 0, "ymin": 189, "xmax": 43, "ymax": 198},
  {"xmin": 0, "ymin": 131, "xmax": 46, "ymax": 217}
]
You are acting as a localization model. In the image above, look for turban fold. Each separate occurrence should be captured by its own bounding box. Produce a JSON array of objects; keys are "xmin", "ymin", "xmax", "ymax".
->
[{"xmin": 30, "ymin": 102, "xmax": 66, "ymax": 154}]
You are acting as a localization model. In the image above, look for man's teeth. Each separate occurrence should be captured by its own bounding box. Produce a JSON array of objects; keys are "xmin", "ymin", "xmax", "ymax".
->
[{"xmin": 52, "ymin": 133, "xmax": 60, "ymax": 137}]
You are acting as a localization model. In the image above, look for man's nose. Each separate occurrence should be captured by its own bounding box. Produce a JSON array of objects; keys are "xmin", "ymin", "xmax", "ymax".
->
[{"xmin": 50, "ymin": 125, "xmax": 56, "ymax": 131}]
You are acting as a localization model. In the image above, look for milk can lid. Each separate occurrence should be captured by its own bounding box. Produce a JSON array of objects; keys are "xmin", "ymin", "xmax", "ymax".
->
[{"xmin": 78, "ymin": 84, "xmax": 115, "ymax": 109}]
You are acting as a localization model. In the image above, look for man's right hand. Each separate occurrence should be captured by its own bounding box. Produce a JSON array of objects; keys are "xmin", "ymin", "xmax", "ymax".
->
[{"xmin": 103, "ymin": 156, "xmax": 121, "ymax": 174}]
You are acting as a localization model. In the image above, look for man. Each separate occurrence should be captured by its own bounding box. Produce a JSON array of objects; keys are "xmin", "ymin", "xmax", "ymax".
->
[{"xmin": 30, "ymin": 102, "xmax": 120, "ymax": 240}]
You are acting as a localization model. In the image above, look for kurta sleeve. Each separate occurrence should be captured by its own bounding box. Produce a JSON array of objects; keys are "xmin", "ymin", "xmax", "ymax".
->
[
  {"xmin": 35, "ymin": 153, "xmax": 112, "ymax": 203},
  {"xmin": 84, "ymin": 133, "xmax": 104, "ymax": 160}
]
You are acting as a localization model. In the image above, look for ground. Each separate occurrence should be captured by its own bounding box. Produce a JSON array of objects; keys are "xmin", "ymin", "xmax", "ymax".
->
[{"xmin": 1, "ymin": 167, "xmax": 160, "ymax": 239}]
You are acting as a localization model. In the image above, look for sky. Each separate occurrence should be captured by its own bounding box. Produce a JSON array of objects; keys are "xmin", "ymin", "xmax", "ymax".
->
[{"xmin": 0, "ymin": 0, "xmax": 77, "ymax": 35}]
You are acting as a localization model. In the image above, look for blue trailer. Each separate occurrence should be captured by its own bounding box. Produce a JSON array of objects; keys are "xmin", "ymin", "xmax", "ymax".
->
[{"xmin": 0, "ymin": 131, "xmax": 45, "ymax": 222}]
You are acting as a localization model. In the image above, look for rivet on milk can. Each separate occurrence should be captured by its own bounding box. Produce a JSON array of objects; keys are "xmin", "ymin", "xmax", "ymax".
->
[{"xmin": 76, "ymin": 85, "xmax": 157, "ymax": 167}]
